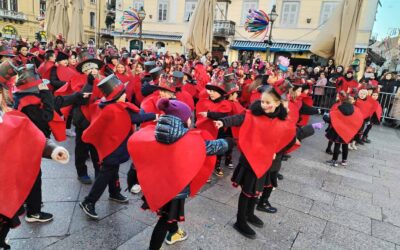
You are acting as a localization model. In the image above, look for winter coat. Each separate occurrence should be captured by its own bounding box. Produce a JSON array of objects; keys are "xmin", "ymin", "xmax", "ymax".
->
[{"xmin": 390, "ymin": 89, "xmax": 400, "ymax": 119}]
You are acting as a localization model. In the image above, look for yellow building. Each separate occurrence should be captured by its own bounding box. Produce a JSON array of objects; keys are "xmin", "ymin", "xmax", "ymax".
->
[
  {"xmin": 113, "ymin": 0, "xmax": 378, "ymax": 69},
  {"xmin": 0, "ymin": 0, "xmax": 44, "ymax": 41},
  {"xmin": 0, "ymin": 0, "xmax": 109, "ymax": 45}
]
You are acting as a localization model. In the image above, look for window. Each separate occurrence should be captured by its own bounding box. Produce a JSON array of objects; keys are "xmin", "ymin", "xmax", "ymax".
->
[
  {"xmin": 132, "ymin": 0, "xmax": 144, "ymax": 11},
  {"xmin": 40, "ymin": 0, "xmax": 46, "ymax": 16},
  {"xmin": 9, "ymin": 0, "xmax": 17, "ymax": 11},
  {"xmin": 241, "ymin": 0, "xmax": 258, "ymax": 24},
  {"xmin": 158, "ymin": 0, "xmax": 168, "ymax": 21},
  {"xmin": 320, "ymin": 1, "xmax": 339, "ymax": 25},
  {"xmin": 280, "ymin": 1, "xmax": 300, "ymax": 27},
  {"xmin": 214, "ymin": 2, "xmax": 227, "ymax": 20},
  {"xmin": 184, "ymin": 0, "xmax": 197, "ymax": 22},
  {"xmin": 90, "ymin": 0, "xmax": 96, "ymax": 4},
  {"xmin": 90, "ymin": 12, "xmax": 96, "ymax": 28},
  {"xmin": 0, "ymin": 0, "xmax": 7, "ymax": 10}
]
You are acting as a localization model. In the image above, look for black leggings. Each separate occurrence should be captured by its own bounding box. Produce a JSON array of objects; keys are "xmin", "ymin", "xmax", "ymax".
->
[
  {"xmin": 149, "ymin": 215, "xmax": 178, "ymax": 250},
  {"xmin": 0, "ymin": 224, "xmax": 10, "ymax": 246},
  {"xmin": 237, "ymin": 192, "xmax": 257, "ymax": 225},
  {"xmin": 332, "ymin": 143, "xmax": 348, "ymax": 161},
  {"xmin": 363, "ymin": 123, "xmax": 373, "ymax": 137},
  {"xmin": 326, "ymin": 141, "xmax": 333, "ymax": 151}
]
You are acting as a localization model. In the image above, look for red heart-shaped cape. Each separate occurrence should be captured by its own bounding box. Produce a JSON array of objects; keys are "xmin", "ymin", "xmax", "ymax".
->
[
  {"xmin": 82, "ymin": 102, "xmax": 139, "ymax": 161},
  {"xmin": 195, "ymin": 98, "xmax": 232, "ymax": 139},
  {"xmin": 330, "ymin": 104, "xmax": 364, "ymax": 144},
  {"xmin": 128, "ymin": 126, "xmax": 213, "ymax": 211},
  {"xmin": 355, "ymin": 97, "xmax": 375, "ymax": 119},
  {"xmin": 0, "ymin": 110, "xmax": 46, "ymax": 218},
  {"xmin": 238, "ymin": 110, "xmax": 296, "ymax": 178}
]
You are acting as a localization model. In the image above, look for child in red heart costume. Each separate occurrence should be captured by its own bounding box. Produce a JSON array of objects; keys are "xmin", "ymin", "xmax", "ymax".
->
[
  {"xmin": 216, "ymin": 88, "xmax": 296, "ymax": 239},
  {"xmin": 324, "ymin": 95, "xmax": 364, "ymax": 166},
  {"xmin": 0, "ymin": 84, "xmax": 69, "ymax": 249},
  {"xmin": 128, "ymin": 98, "xmax": 232, "ymax": 250}
]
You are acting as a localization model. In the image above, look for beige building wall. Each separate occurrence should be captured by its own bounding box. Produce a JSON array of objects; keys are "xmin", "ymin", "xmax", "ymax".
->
[{"xmin": 0, "ymin": 0, "xmax": 42, "ymax": 41}]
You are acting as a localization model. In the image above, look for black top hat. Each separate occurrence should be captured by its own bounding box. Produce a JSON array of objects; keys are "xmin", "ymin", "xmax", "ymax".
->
[
  {"xmin": 172, "ymin": 71, "xmax": 184, "ymax": 87},
  {"xmin": 56, "ymin": 51, "xmax": 69, "ymax": 62},
  {"xmin": 76, "ymin": 51, "xmax": 104, "ymax": 73},
  {"xmin": 144, "ymin": 61, "xmax": 156, "ymax": 73},
  {"xmin": 149, "ymin": 67, "xmax": 162, "ymax": 81},
  {"xmin": 97, "ymin": 74, "xmax": 125, "ymax": 101},
  {"xmin": 15, "ymin": 64, "xmax": 49, "ymax": 93},
  {"xmin": 0, "ymin": 45, "xmax": 15, "ymax": 57},
  {"xmin": 0, "ymin": 60, "xmax": 18, "ymax": 85}
]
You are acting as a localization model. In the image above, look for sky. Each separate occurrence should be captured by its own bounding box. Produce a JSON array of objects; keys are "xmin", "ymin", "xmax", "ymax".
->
[{"xmin": 372, "ymin": 0, "xmax": 400, "ymax": 40}]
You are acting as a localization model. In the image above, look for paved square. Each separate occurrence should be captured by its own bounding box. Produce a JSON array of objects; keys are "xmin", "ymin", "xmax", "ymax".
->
[{"xmin": 8, "ymin": 121, "xmax": 400, "ymax": 249}]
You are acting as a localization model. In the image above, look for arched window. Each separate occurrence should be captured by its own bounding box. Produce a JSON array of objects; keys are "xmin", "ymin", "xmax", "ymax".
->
[
  {"xmin": 155, "ymin": 41, "xmax": 165, "ymax": 49},
  {"xmin": 130, "ymin": 40, "xmax": 143, "ymax": 51}
]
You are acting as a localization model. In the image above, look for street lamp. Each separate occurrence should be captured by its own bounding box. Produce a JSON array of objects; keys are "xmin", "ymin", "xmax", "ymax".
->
[
  {"xmin": 265, "ymin": 5, "xmax": 278, "ymax": 62},
  {"xmin": 138, "ymin": 6, "xmax": 146, "ymax": 50}
]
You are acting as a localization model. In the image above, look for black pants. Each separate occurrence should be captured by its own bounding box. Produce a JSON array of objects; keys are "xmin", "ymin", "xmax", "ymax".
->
[
  {"xmin": 149, "ymin": 215, "xmax": 178, "ymax": 250},
  {"xmin": 363, "ymin": 123, "xmax": 373, "ymax": 137},
  {"xmin": 66, "ymin": 114, "xmax": 73, "ymax": 129},
  {"xmin": 127, "ymin": 163, "xmax": 139, "ymax": 190},
  {"xmin": 75, "ymin": 127, "xmax": 100, "ymax": 177},
  {"xmin": 85, "ymin": 164, "xmax": 121, "ymax": 204},
  {"xmin": 25, "ymin": 170, "xmax": 42, "ymax": 215},
  {"xmin": 332, "ymin": 143, "xmax": 348, "ymax": 162},
  {"xmin": 0, "ymin": 224, "xmax": 10, "ymax": 247},
  {"xmin": 326, "ymin": 141, "xmax": 333, "ymax": 151},
  {"xmin": 259, "ymin": 186, "xmax": 273, "ymax": 204}
]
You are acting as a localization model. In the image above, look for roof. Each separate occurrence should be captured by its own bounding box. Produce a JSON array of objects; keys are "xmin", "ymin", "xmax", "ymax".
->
[{"xmin": 231, "ymin": 40, "xmax": 367, "ymax": 54}]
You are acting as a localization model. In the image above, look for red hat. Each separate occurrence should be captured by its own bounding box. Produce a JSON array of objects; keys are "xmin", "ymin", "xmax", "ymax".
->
[{"xmin": 158, "ymin": 75, "xmax": 176, "ymax": 93}]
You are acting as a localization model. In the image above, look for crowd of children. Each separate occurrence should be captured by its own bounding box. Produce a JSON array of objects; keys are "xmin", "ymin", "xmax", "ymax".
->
[{"xmin": 0, "ymin": 37, "xmax": 389, "ymax": 249}]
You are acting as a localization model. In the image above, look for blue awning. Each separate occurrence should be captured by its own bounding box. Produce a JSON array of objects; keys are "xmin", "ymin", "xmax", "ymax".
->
[{"xmin": 231, "ymin": 40, "xmax": 367, "ymax": 54}]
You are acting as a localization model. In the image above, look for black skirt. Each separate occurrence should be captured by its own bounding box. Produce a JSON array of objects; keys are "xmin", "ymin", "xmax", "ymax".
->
[
  {"xmin": 325, "ymin": 125, "xmax": 346, "ymax": 144},
  {"xmin": 231, "ymin": 155, "xmax": 267, "ymax": 197},
  {"xmin": 142, "ymin": 197, "xmax": 185, "ymax": 223}
]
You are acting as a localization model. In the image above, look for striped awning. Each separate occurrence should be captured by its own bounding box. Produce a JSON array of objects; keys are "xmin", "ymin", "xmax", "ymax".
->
[
  {"xmin": 112, "ymin": 31, "xmax": 182, "ymax": 41},
  {"xmin": 231, "ymin": 40, "xmax": 367, "ymax": 54}
]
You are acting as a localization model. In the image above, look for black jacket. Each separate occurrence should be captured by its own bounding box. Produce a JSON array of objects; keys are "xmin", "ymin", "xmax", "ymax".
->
[{"xmin": 13, "ymin": 90, "xmax": 54, "ymax": 138}]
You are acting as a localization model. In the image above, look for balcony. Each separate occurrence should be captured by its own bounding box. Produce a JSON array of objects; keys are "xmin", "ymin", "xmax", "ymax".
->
[
  {"xmin": 213, "ymin": 20, "xmax": 235, "ymax": 37},
  {"xmin": 0, "ymin": 9, "xmax": 27, "ymax": 22},
  {"xmin": 100, "ymin": 28, "xmax": 115, "ymax": 36}
]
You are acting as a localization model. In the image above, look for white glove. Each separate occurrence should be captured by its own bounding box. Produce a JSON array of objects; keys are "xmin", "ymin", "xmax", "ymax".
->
[{"xmin": 51, "ymin": 146, "xmax": 70, "ymax": 164}]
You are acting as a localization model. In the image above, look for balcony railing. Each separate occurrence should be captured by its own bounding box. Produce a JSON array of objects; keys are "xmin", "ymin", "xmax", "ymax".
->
[
  {"xmin": 100, "ymin": 28, "xmax": 114, "ymax": 35},
  {"xmin": 106, "ymin": 3, "xmax": 116, "ymax": 14},
  {"xmin": 213, "ymin": 20, "xmax": 235, "ymax": 37},
  {"xmin": 0, "ymin": 9, "xmax": 27, "ymax": 21}
]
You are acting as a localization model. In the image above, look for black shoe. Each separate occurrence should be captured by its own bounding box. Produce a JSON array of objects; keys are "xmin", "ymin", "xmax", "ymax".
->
[
  {"xmin": 0, "ymin": 242, "xmax": 10, "ymax": 250},
  {"xmin": 233, "ymin": 222, "xmax": 256, "ymax": 239},
  {"xmin": 25, "ymin": 211, "xmax": 53, "ymax": 223},
  {"xmin": 256, "ymin": 201, "xmax": 278, "ymax": 213},
  {"xmin": 362, "ymin": 137, "xmax": 371, "ymax": 143},
  {"xmin": 277, "ymin": 173, "xmax": 284, "ymax": 180},
  {"xmin": 77, "ymin": 175, "xmax": 93, "ymax": 185},
  {"xmin": 247, "ymin": 214, "xmax": 264, "ymax": 228},
  {"xmin": 356, "ymin": 140, "xmax": 364, "ymax": 145},
  {"xmin": 326, "ymin": 160, "xmax": 338, "ymax": 167},
  {"xmin": 214, "ymin": 167, "xmax": 224, "ymax": 177},
  {"xmin": 325, "ymin": 149, "xmax": 333, "ymax": 155},
  {"xmin": 225, "ymin": 158, "xmax": 234, "ymax": 169},
  {"xmin": 79, "ymin": 201, "xmax": 98, "ymax": 219},
  {"xmin": 109, "ymin": 193, "xmax": 129, "ymax": 204}
]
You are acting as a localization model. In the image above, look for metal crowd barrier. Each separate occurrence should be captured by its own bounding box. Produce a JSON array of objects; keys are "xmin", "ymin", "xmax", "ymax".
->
[{"xmin": 311, "ymin": 85, "xmax": 400, "ymax": 122}]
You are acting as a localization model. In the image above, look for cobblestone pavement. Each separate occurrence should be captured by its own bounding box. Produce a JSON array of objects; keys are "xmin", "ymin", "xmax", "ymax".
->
[{"xmin": 9, "ymin": 118, "xmax": 400, "ymax": 250}]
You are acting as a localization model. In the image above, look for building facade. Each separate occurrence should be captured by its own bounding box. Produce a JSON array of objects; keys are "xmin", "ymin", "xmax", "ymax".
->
[
  {"xmin": 113, "ymin": 0, "xmax": 379, "ymax": 69},
  {"xmin": 0, "ymin": 0, "xmax": 109, "ymax": 46}
]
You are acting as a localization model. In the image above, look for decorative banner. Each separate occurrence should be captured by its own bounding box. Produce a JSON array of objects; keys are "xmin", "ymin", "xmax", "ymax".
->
[
  {"xmin": 244, "ymin": 9, "xmax": 270, "ymax": 40},
  {"xmin": 120, "ymin": 8, "xmax": 141, "ymax": 34}
]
